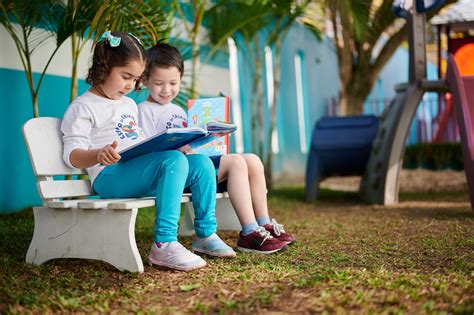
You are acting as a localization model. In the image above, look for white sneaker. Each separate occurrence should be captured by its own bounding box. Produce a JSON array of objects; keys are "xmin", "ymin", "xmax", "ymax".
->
[
  {"xmin": 148, "ymin": 241, "xmax": 207, "ymax": 271},
  {"xmin": 192, "ymin": 233, "xmax": 236, "ymax": 258}
]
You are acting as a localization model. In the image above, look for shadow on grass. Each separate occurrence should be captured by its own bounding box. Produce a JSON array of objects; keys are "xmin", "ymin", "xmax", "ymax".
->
[
  {"xmin": 0, "ymin": 209, "xmax": 134, "ymax": 272},
  {"xmin": 269, "ymin": 186, "xmax": 473, "ymax": 220},
  {"xmin": 396, "ymin": 191, "xmax": 473, "ymax": 220},
  {"xmin": 389, "ymin": 205, "xmax": 474, "ymax": 221},
  {"xmin": 400, "ymin": 190, "xmax": 470, "ymax": 202},
  {"xmin": 0, "ymin": 209, "xmax": 145, "ymax": 312},
  {"xmin": 0, "ymin": 210, "xmax": 34, "ymax": 261},
  {"xmin": 269, "ymin": 187, "xmax": 361, "ymax": 204}
]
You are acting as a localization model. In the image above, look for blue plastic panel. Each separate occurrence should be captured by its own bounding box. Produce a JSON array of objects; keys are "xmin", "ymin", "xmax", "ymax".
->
[
  {"xmin": 415, "ymin": 0, "xmax": 445, "ymax": 13},
  {"xmin": 311, "ymin": 115, "xmax": 380, "ymax": 150}
]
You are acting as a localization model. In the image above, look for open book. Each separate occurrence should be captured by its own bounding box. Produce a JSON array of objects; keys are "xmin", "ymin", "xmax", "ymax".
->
[{"xmin": 119, "ymin": 121, "xmax": 237, "ymax": 162}]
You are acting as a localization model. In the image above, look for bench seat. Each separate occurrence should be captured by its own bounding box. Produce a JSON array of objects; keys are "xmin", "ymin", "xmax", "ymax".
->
[{"xmin": 22, "ymin": 117, "xmax": 239, "ymax": 273}]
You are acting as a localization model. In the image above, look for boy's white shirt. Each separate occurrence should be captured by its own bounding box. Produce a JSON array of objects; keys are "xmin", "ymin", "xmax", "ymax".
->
[
  {"xmin": 138, "ymin": 100, "xmax": 188, "ymax": 137},
  {"xmin": 61, "ymin": 91, "xmax": 146, "ymax": 184}
]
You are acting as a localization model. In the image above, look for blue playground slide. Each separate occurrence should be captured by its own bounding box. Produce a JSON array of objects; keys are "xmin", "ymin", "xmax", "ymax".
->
[{"xmin": 305, "ymin": 115, "xmax": 379, "ymax": 201}]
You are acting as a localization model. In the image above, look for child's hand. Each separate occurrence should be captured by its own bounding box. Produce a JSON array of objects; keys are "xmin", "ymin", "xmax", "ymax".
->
[
  {"xmin": 97, "ymin": 141, "xmax": 121, "ymax": 165},
  {"xmin": 177, "ymin": 145, "xmax": 195, "ymax": 154}
]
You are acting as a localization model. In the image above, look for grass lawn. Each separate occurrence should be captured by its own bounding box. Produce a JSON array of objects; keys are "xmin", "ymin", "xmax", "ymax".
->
[{"xmin": 0, "ymin": 187, "xmax": 473, "ymax": 313}]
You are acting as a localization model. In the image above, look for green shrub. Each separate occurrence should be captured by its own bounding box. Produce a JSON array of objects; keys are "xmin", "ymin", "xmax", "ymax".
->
[{"xmin": 403, "ymin": 143, "xmax": 463, "ymax": 170}]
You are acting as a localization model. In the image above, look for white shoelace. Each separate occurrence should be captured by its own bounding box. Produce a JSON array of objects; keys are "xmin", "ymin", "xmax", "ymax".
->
[
  {"xmin": 270, "ymin": 218, "xmax": 285, "ymax": 236},
  {"xmin": 256, "ymin": 226, "xmax": 273, "ymax": 246}
]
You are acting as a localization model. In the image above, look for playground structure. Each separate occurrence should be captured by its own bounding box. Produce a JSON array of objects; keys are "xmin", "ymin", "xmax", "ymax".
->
[
  {"xmin": 446, "ymin": 54, "xmax": 474, "ymax": 210},
  {"xmin": 432, "ymin": 2, "xmax": 474, "ymax": 142},
  {"xmin": 306, "ymin": 0, "xmax": 474, "ymax": 210},
  {"xmin": 361, "ymin": 0, "xmax": 473, "ymax": 210}
]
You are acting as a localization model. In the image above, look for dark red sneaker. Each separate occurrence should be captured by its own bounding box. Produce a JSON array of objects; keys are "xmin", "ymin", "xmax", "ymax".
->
[
  {"xmin": 236, "ymin": 226, "xmax": 287, "ymax": 254},
  {"xmin": 263, "ymin": 219, "xmax": 295, "ymax": 245}
]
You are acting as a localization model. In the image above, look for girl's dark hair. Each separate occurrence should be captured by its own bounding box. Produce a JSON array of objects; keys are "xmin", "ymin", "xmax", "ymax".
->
[
  {"xmin": 86, "ymin": 31, "xmax": 145, "ymax": 90},
  {"xmin": 143, "ymin": 42, "xmax": 184, "ymax": 81}
]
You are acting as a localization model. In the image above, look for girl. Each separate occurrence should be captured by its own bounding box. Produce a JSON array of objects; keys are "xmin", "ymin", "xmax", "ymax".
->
[
  {"xmin": 61, "ymin": 31, "xmax": 236, "ymax": 272},
  {"xmin": 138, "ymin": 42, "xmax": 295, "ymax": 254}
]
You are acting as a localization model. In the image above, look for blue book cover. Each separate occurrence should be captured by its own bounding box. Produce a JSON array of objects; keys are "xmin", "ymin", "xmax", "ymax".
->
[
  {"xmin": 119, "ymin": 128, "xmax": 205, "ymax": 162},
  {"xmin": 187, "ymin": 96, "xmax": 231, "ymax": 156},
  {"xmin": 118, "ymin": 122, "xmax": 236, "ymax": 162}
]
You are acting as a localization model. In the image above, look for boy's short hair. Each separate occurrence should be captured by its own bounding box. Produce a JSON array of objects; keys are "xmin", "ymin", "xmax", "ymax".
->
[
  {"xmin": 143, "ymin": 42, "xmax": 184, "ymax": 80},
  {"xmin": 86, "ymin": 31, "xmax": 145, "ymax": 90}
]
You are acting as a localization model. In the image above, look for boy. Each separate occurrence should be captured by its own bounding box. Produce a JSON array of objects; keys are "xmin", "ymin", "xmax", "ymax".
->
[{"xmin": 139, "ymin": 42, "xmax": 294, "ymax": 254}]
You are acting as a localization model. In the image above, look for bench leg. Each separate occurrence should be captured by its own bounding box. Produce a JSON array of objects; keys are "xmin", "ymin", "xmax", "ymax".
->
[
  {"xmin": 26, "ymin": 207, "xmax": 144, "ymax": 273},
  {"xmin": 215, "ymin": 197, "xmax": 241, "ymax": 231},
  {"xmin": 178, "ymin": 198, "xmax": 241, "ymax": 236}
]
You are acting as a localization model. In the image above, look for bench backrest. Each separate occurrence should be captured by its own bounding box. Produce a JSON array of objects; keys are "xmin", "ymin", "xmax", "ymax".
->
[{"xmin": 22, "ymin": 117, "xmax": 94, "ymax": 200}]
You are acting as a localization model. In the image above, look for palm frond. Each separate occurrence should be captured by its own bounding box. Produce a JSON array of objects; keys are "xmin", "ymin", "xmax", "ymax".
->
[
  {"xmin": 348, "ymin": 0, "xmax": 372, "ymax": 43},
  {"xmin": 87, "ymin": 0, "xmax": 171, "ymax": 49},
  {"xmin": 204, "ymin": 0, "xmax": 273, "ymax": 58}
]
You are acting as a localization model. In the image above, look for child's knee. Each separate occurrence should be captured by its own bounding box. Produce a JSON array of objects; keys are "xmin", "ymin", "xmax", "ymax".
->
[
  {"xmin": 243, "ymin": 153, "xmax": 264, "ymax": 173},
  {"xmin": 226, "ymin": 154, "xmax": 248, "ymax": 172},
  {"xmin": 151, "ymin": 150, "xmax": 188, "ymax": 172},
  {"xmin": 187, "ymin": 154, "xmax": 214, "ymax": 174}
]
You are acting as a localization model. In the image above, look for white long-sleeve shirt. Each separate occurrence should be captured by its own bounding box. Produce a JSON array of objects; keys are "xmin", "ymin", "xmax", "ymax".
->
[
  {"xmin": 61, "ymin": 91, "xmax": 146, "ymax": 184},
  {"xmin": 138, "ymin": 100, "xmax": 188, "ymax": 137}
]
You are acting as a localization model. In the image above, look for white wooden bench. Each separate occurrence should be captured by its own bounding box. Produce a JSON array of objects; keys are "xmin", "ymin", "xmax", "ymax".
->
[{"xmin": 22, "ymin": 117, "xmax": 240, "ymax": 273}]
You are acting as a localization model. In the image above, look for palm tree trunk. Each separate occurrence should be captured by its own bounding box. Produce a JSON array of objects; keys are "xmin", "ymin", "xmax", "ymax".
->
[
  {"xmin": 254, "ymin": 36, "xmax": 265, "ymax": 160},
  {"xmin": 70, "ymin": 35, "xmax": 79, "ymax": 102},
  {"xmin": 189, "ymin": 0, "xmax": 206, "ymax": 99},
  {"xmin": 250, "ymin": 37, "xmax": 263, "ymax": 154},
  {"xmin": 264, "ymin": 40, "xmax": 282, "ymax": 189},
  {"xmin": 340, "ymin": 71, "xmax": 378, "ymax": 115},
  {"xmin": 26, "ymin": 62, "xmax": 39, "ymax": 118},
  {"xmin": 32, "ymin": 95, "xmax": 40, "ymax": 118},
  {"xmin": 251, "ymin": 58, "xmax": 262, "ymax": 154},
  {"xmin": 190, "ymin": 35, "xmax": 200, "ymax": 99},
  {"xmin": 25, "ymin": 70, "xmax": 38, "ymax": 117},
  {"xmin": 21, "ymin": 28, "xmax": 39, "ymax": 118}
]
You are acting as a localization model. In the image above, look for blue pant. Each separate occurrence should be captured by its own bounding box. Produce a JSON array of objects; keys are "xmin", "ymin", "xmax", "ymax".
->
[{"xmin": 93, "ymin": 151, "xmax": 217, "ymax": 242}]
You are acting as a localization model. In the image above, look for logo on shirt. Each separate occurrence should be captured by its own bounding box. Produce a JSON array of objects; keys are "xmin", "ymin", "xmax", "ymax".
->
[
  {"xmin": 166, "ymin": 113, "xmax": 187, "ymax": 129},
  {"xmin": 116, "ymin": 114, "xmax": 142, "ymax": 140}
]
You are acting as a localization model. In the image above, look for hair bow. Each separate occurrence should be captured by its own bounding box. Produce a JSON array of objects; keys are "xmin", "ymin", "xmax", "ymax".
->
[{"xmin": 100, "ymin": 31, "xmax": 121, "ymax": 47}]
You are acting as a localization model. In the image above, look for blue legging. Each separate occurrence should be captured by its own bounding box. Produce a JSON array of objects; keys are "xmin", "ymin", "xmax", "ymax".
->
[{"xmin": 93, "ymin": 151, "xmax": 217, "ymax": 242}]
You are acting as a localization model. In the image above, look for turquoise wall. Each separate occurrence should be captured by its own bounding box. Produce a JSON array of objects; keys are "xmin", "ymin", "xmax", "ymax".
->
[
  {"xmin": 237, "ymin": 24, "xmax": 339, "ymax": 177},
  {"xmin": 0, "ymin": 68, "xmax": 157, "ymax": 213},
  {"xmin": 4, "ymin": 22, "xmax": 417, "ymax": 213},
  {"xmin": 0, "ymin": 69, "xmax": 87, "ymax": 212}
]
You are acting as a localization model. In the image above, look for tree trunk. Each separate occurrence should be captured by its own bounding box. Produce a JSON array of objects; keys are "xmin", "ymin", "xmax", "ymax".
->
[
  {"xmin": 264, "ymin": 40, "xmax": 282, "ymax": 189},
  {"xmin": 190, "ymin": 35, "xmax": 200, "ymax": 99},
  {"xmin": 250, "ymin": 69, "xmax": 260, "ymax": 153},
  {"xmin": 70, "ymin": 35, "xmax": 79, "ymax": 102},
  {"xmin": 250, "ymin": 36, "xmax": 263, "ymax": 155},
  {"xmin": 32, "ymin": 95, "xmax": 39, "ymax": 118},
  {"xmin": 339, "ymin": 86, "xmax": 367, "ymax": 116},
  {"xmin": 26, "ymin": 66, "xmax": 39, "ymax": 118},
  {"xmin": 255, "ymin": 42, "xmax": 264, "ymax": 161},
  {"xmin": 340, "ymin": 68, "xmax": 379, "ymax": 115},
  {"xmin": 190, "ymin": 0, "xmax": 206, "ymax": 99}
]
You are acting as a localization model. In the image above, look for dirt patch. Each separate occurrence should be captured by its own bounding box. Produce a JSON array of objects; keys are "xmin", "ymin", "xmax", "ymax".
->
[{"xmin": 320, "ymin": 169, "xmax": 468, "ymax": 193}]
